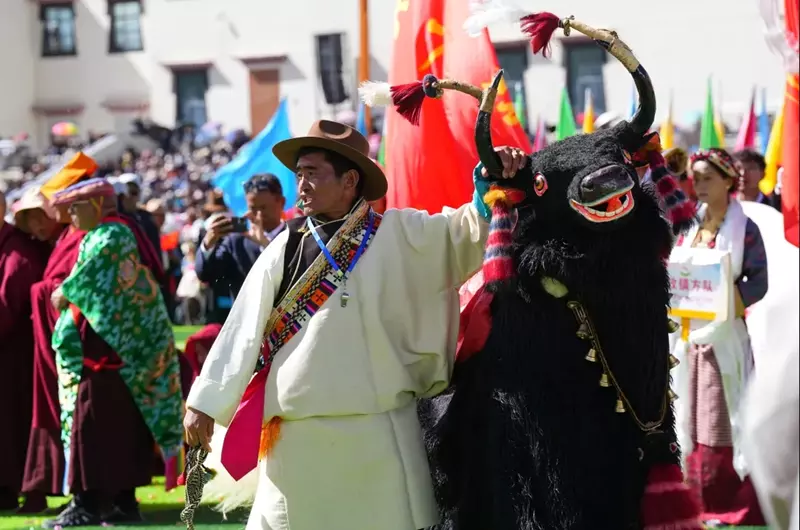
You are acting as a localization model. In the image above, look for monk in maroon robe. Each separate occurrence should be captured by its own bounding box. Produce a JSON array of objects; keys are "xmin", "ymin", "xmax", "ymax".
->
[
  {"xmin": 0, "ymin": 191, "xmax": 48, "ymax": 511},
  {"xmin": 11, "ymin": 186, "xmax": 86, "ymax": 514},
  {"xmin": 17, "ymin": 159, "xmax": 166, "ymax": 516}
]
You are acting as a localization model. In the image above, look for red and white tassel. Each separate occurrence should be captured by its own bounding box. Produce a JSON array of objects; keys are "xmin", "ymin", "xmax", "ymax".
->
[
  {"xmin": 519, "ymin": 12, "xmax": 561, "ymax": 58},
  {"xmin": 359, "ymin": 79, "xmax": 427, "ymax": 125},
  {"xmin": 389, "ymin": 81, "xmax": 427, "ymax": 125}
]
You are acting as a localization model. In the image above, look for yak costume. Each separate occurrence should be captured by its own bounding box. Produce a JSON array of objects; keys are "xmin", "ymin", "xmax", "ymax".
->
[{"xmin": 364, "ymin": 9, "xmax": 701, "ymax": 530}]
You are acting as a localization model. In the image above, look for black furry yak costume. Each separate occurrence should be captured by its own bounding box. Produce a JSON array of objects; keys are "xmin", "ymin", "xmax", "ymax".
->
[{"xmin": 366, "ymin": 11, "xmax": 703, "ymax": 530}]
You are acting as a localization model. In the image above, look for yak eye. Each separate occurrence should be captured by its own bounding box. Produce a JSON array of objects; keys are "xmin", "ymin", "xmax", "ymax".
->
[
  {"xmin": 533, "ymin": 173, "xmax": 548, "ymax": 196},
  {"xmin": 621, "ymin": 150, "xmax": 633, "ymax": 164}
]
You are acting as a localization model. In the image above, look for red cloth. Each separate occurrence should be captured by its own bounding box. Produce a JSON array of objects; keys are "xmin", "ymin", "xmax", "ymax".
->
[
  {"xmin": 455, "ymin": 284, "xmax": 493, "ymax": 363},
  {"xmin": 183, "ymin": 323, "xmax": 222, "ymax": 379},
  {"xmin": 283, "ymin": 207, "xmax": 303, "ymax": 220},
  {"xmin": 783, "ymin": 0, "xmax": 799, "ymax": 246},
  {"xmin": 0, "ymin": 224, "xmax": 48, "ymax": 494},
  {"xmin": 640, "ymin": 463, "xmax": 703, "ymax": 530},
  {"xmin": 686, "ymin": 444, "xmax": 766, "ymax": 526},
  {"xmin": 385, "ymin": 0, "xmax": 531, "ymax": 213},
  {"xmin": 115, "ymin": 213, "xmax": 166, "ymax": 285},
  {"xmin": 22, "ymin": 226, "xmax": 84, "ymax": 495}
]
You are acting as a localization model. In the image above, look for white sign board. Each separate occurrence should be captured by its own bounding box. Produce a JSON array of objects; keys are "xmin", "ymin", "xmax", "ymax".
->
[{"xmin": 668, "ymin": 247, "xmax": 733, "ymax": 322}]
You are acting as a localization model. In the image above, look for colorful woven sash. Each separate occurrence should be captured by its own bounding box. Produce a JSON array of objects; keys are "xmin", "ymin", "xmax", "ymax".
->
[{"xmin": 220, "ymin": 201, "xmax": 381, "ymax": 480}]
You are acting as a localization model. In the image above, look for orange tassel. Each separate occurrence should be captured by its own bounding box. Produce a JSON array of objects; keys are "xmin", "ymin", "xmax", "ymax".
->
[{"xmin": 258, "ymin": 416, "xmax": 283, "ymax": 461}]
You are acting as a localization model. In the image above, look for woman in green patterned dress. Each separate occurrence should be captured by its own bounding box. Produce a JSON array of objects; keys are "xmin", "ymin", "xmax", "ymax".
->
[{"xmin": 43, "ymin": 178, "xmax": 184, "ymax": 528}]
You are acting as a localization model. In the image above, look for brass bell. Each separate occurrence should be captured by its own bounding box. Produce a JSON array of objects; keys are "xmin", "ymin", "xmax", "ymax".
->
[
  {"xmin": 615, "ymin": 398, "xmax": 626, "ymax": 413},
  {"xmin": 585, "ymin": 348, "xmax": 597, "ymax": 362},
  {"xmin": 668, "ymin": 388, "xmax": 678, "ymax": 401},
  {"xmin": 599, "ymin": 373, "xmax": 610, "ymax": 387},
  {"xmin": 669, "ymin": 355, "xmax": 680, "ymax": 369},
  {"xmin": 667, "ymin": 319, "xmax": 680, "ymax": 333},
  {"xmin": 576, "ymin": 323, "xmax": 592, "ymax": 340}
]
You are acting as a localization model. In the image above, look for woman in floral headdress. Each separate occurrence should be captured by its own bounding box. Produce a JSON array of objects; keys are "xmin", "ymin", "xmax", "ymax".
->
[{"xmin": 671, "ymin": 147, "xmax": 768, "ymax": 526}]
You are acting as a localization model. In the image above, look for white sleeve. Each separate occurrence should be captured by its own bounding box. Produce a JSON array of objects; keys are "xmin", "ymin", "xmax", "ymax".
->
[
  {"xmin": 392, "ymin": 202, "xmax": 489, "ymax": 291},
  {"xmin": 186, "ymin": 230, "xmax": 288, "ymax": 426}
]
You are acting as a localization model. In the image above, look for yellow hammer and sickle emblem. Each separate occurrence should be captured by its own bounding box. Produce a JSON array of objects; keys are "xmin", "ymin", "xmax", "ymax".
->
[{"xmin": 417, "ymin": 18, "xmax": 445, "ymax": 74}]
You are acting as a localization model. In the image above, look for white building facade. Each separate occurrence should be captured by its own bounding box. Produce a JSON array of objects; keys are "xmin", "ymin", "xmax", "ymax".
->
[{"xmin": 0, "ymin": 0, "xmax": 788, "ymax": 149}]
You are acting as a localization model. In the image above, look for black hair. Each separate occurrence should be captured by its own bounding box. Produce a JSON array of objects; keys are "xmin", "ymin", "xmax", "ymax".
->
[
  {"xmin": 243, "ymin": 173, "xmax": 284, "ymax": 197},
  {"xmin": 733, "ymin": 149, "xmax": 766, "ymax": 172},
  {"xmin": 296, "ymin": 147, "xmax": 365, "ymax": 197}
]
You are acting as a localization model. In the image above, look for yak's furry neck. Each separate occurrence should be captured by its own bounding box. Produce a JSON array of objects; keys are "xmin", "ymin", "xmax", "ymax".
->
[{"xmin": 506, "ymin": 184, "xmax": 674, "ymax": 418}]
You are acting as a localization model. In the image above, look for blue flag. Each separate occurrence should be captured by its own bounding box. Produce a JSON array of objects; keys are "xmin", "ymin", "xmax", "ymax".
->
[
  {"xmin": 356, "ymin": 102, "xmax": 368, "ymax": 136},
  {"xmin": 758, "ymin": 88, "xmax": 770, "ymax": 155},
  {"xmin": 213, "ymin": 99, "xmax": 296, "ymax": 216}
]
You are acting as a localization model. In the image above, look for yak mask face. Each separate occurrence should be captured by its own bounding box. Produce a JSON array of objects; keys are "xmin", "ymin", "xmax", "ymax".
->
[{"xmin": 498, "ymin": 123, "xmax": 659, "ymax": 234}]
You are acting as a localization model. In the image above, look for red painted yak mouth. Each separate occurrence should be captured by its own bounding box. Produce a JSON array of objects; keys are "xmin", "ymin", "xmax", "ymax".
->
[{"xmin": 569, "ymin": 186, "xmax": 635, "ymax": 223}]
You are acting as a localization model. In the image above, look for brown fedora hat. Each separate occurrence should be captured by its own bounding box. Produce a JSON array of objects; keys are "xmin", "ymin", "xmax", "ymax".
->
[{"xmin": 273, "ymin": 120, "xmax": 387, "ymax": 202}]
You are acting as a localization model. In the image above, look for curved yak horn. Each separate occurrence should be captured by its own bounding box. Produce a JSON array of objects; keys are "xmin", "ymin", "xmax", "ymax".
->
[
  {"xmin": 474, "ymin": 69, "xmax": 505, "ymax": 176},
  {"xmin": 521, "ymin": 13, "xmax": 655, "ymax": 135}
]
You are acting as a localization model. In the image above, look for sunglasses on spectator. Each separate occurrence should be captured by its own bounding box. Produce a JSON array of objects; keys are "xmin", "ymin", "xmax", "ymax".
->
[{"xmin": 243, "ymin": 175, "xmax": 281, "ymax": 195}]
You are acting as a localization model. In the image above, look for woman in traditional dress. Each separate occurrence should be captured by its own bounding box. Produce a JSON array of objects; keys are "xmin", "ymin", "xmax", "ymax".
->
[{"xmin": 671, "ymin": 148, "xmax": 768, "ymax": 526}]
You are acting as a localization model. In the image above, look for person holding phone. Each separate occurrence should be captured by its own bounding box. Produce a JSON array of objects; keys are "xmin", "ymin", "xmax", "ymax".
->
[{"xmin": 196, "ymin": 174, "xmax": 286, "ymax": 324}]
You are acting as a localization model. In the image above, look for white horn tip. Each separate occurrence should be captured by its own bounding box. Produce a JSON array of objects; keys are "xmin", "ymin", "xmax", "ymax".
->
[{"xmin": 359, "ymin": 81, "xmax": 392, "ymax": 107}]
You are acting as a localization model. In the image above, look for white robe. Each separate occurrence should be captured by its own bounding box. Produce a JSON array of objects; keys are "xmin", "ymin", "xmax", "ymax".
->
[
  {"xmin": 740, "ymin": 202, "xmax": 800, "ymax": 530},
  {"xmin": 187, "ymin": 203, "xmax": 488, "ymax": 530},
  {"xmin": 670, "ymin": 200, "xmax": 753, "ymax": 478}
]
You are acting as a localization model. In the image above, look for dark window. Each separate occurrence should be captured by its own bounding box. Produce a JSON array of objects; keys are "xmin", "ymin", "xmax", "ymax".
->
[
  {"xmin": 174, "ymin": 70, "xmax": 209, "ymax": 127},
  {"xmin": 495, "ymin": 44, "xmax": 529, "ymax": 130},
  {"xmin": 41, "ymin": 3, "xmax": 76, "ymax": 57},
  {"xmin": 109, "ymin": 0, "xmax": 143, "ymax": 53},
  {"xmin": 564, "ymin": 41, "xmax": 607, "ymax": 116}
]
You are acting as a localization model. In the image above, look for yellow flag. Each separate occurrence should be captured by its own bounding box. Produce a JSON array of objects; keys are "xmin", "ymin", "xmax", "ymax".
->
[
  {"xmin": 761, "ymin": 101, "xmax": 785, "ymax": 195},
  {"xmin": 582, "ymin": 88, "xmax": 595, "ymax": 134},
  {"xmin": 659, "ymin": 94, "xmax": 675, "ymax": 150},
  {"xmin": 714, "ymin": 85, "xmax": 726, "ymax": 147}
]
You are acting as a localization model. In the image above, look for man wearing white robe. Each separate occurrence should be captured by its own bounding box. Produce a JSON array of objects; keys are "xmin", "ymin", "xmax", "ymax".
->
[{"xmin": 183, "ymin": 120, "xmax": 527, "ymax": 530}]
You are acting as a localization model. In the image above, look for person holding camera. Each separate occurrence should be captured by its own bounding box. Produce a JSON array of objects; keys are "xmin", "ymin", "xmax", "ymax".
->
[{"xmin": 196, "ymin": 173, "xmax": 286, "ymax": 323}]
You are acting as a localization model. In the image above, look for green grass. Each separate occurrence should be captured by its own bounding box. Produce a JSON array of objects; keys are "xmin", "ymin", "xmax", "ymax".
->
[
  {"xmin": 0, "ymin": 477, "xmax": 773, "ymax": 530},
  {"xmin": 173, "ymin": 325, "xmax": 202, "ymax": 352},
  {"xmin": 0, "ymin": 478, "xmax": 247, "ymax": 530}
]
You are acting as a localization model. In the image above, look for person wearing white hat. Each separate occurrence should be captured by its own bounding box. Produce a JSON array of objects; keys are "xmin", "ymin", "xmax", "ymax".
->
[{"xmin": 12, "ymin": 186, "xmax": 62, "ymax": 243}]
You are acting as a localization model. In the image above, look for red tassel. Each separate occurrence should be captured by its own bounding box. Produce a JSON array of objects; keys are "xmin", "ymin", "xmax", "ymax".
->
[
  {"xmin": 390, "ymin": 81, "xmax": 426, "ymax": 125},
  {"xmin": 640, "ymin": 464, "xmax": 703, "ymax": 530},
  {"xmin": 520, "ymin": 12, "xmax": 561, "ymax": 58}
]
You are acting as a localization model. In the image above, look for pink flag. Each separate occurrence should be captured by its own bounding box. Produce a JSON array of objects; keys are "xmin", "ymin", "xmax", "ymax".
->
[
  {"xmin": 735, "ymin": 88, "xmax": 757, "ymax": 151},
  {"xmin": 533, "ymin": 116, "xmax": 548, "ymax": 152}
]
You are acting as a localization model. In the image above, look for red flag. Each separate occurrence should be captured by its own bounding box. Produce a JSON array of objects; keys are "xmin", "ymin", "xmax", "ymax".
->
[
  {"xmin": 782, "ymin": 0, "xmax": 799, "ymax": 247},
  {"xmin": 734, "ymin": 88, "xmax": 757, "ymax": 151},
  {"xmin": 386, "ymin": 0, "xmax": 531, "ymax": 212}
]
